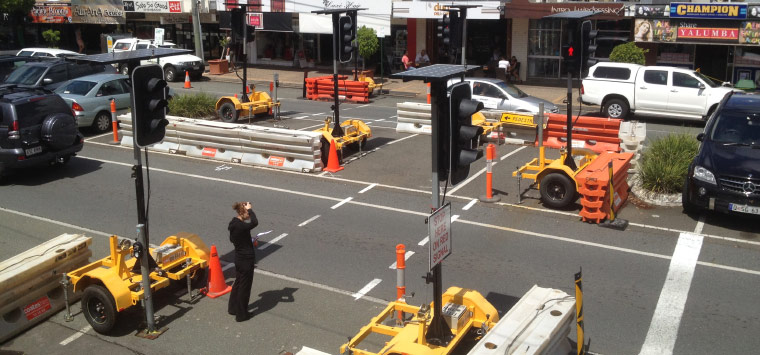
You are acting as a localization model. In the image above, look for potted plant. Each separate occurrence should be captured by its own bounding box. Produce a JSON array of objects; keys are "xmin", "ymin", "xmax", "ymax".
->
[
  {"xmin": 209, "ymin": 36, "xmax": 230, "ymax": 75},
  {"xmin": 356, "ymin": 26, "xmax": 379, "ymax": 78},
  {"xmin": 42, "ymin": 29, "xmax": 61, "ymax": 49}
]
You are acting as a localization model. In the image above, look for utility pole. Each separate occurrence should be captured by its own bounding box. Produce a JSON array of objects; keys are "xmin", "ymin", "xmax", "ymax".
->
[{"xmin": 191, "ymin": 0, "xmax": 204, "ymax": 61}]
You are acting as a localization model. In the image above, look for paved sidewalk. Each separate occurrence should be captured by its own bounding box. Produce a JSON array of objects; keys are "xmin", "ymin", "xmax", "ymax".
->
[{"xmin": 203, "ymin": 66, "xmax": 570, "ymax": 105}]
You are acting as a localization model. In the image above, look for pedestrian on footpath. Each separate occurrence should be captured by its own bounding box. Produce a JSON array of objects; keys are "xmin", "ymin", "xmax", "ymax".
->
[{"xmin": 227, "ymin": 201, "xmax": 258, "ymax": 322}]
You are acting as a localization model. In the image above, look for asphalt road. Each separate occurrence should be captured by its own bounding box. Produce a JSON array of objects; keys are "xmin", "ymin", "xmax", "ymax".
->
[{"xmin": 1, "ymin": 80, "xmax": 758, "ymax": 355}]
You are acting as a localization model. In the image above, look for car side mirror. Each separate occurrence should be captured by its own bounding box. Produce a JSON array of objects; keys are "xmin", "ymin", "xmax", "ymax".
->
[
  {"xmin": 698, "ymin": 83, "xmax": 705, "ymax": 90},
  {"xmin": 697, "ymin": 133, "xmax": 705, "ymax": 141},
  {"xmin": 43, "ymin": 78, "xmax": 53, "ymax": 84}
]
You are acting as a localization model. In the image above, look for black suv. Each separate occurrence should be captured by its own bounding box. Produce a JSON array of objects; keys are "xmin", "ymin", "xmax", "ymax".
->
[
  {"xmin": 683, "ymin": 91, "xmax": 760, "ymax": 216},
  {"xmin": 2, "ymin": 59, "xmax": 112, "ymax": 90},
  {"xmin": 0, "ymin": 55, "xmax": 46, "ymax": 82},
  {"xmin": 0, "ymin": 85, "xmax": 83, "ymax": 178}
]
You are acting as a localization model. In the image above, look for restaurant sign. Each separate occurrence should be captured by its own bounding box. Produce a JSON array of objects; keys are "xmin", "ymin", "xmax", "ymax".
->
[
  {"xmin": 72, "ymin": 0, "xmax": 125, "ymax": 24},
  {"xmin": 669, "ymin": 3, "xmax": 747, "ymax": 20},
  {"xmin": 30, "ymin": 2, "xmax": 72, "ymax": 24}
]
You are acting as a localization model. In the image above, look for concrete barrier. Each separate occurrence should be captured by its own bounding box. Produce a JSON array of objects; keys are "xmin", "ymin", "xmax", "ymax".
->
[{"xmin": 396, "ymin": 102, "xmax": 432, "ymax": 135}]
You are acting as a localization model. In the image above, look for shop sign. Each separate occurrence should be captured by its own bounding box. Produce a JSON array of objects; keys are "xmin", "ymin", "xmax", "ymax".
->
[
  {"xmin": 392, "ymin": 1, "xmax": 501, "ymax": 20},
  {"xmin": 160, "ymin": 14, "xmax": 190, "ymax": 24},
  {"xmin": 247, "ymin": 13, "xmax": 262, "ymax": 27},
  {"xmin": 504, "ymin": 0, "xmax": 624, "ymax": 20},
  {"xmin": 633, "ymin": 5, "xmax": 668, "ymax": 18},
  {"xmin": 739, "ymin": 22, "xmax": 760, "ymax": 45},
  {"xmin": 750, "ymin": 6, "xmax": 760, "ymax": 19},
  {"xmin": 635, "ymin": 18, "xmax": 747, "ymax": 44},
  {"xmin": 72, "ymin": 0, "xmax": 125, "ymax": 24},
  {"xmin": 30, "ymin": 2, "xmax": 73, "ymax": 24},
  {"xmin": 669, "ymin": 3, "xmax": 747, "ymax": 20},
  {"xmin": 677, "ymin": 25, "xmax": 738, "ymax": 41},
  {"xmin": 123, "ymin": 0, "xmax": 183, "ymax": 13},
  {"xmin": 550, "ymin": 5, "xmax": 625, "ymax": 17}
]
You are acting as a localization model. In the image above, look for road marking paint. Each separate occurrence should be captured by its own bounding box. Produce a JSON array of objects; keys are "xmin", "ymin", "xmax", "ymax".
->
[
  {"xmin": 311, "ymin": 112, "xmax": 325, "ymax": 116},
  {"xmin": 374, "ymin": 118, "xmax": 385, "ymax": 122},
  {"xmin": 297, "ymin": 123, "xmax": 325, "ymax": 131},
  {"xmin": 298, "ymin": 215, "xmax": 321, "ymax": 227},
  {"xmin": 419, "ymin": 236, "xmax": 429, "ymax": 246},
  {"xmin": 694, "ymin": 215, "xmax": 705, "ymax": 234},
  {"xmin": 258, "ymin": 233, "xmax": 288, "ymax": 250},
  {"xmin": 500, "ymin": 145, "xmax": 527, "ymax": 161},
  {"xmin": 292, "ymin": 115, "xmax": 309, "ymax": 120},
  {"xmin": 0, "ymin": 206, "xmax": 114, "ymax": 238},
  {"xmin": 449, "ymin": 145, "xmax": 524, "ymax": 194},
  {"xmin": 386, "ymin": 134, "xmax": 418, "ymax": 145},
  {"xmin": 640, "ymin": 232, "xmax": 704, "ymax": 355},
  {"xmin": 296, "ymin": 346, "xmax": 332, "ymax": 355},
  {"xmin": 359, "ymin": 183, "xmax": 377, "ymax": 194},
  {"xmin": 389, "ymin": 115, "xmax": 398, "ymax": 119},
  {"xmin": 215, "ymin": 164, "xmax": 232, "ymax": 171},
  {"xmin": 84, "ymin": 132, "xmax": 111, "ymax": 142},
  {"xmin": 452, "ymin": 214, "xmax": 460, "ymax": 222},
  {"xmin": 358, "ymin": 104, "xmax": 371, "ymax": 108},
  {"xmin": 222, "ymin": 262, "xmax": 235, "ymax": 271},
  {"xmin": 331, "ymin": 197, "xmax": 353, "ymax": 209},
  {"xmin": 389, "ymin": 251, "xmax": 415, "ymax": 269},
  {"xmin": 60, "ymin": 325, "xmax": 92, "ymax": 345},
  {"xmin": 353, "ymin": 278, "xmax": 382, "ymax": 300},
  {"xmin": 462, "ymin": 199, "xmax": 478, "ymax": 211}
]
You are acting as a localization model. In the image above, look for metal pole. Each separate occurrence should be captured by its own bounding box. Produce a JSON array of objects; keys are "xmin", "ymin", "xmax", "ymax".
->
[
  {"xmin": 241, "ymin": 19, "xmax": 249, "ymax": 103},
  {"xmin": 563, "ymin": 72, "xmax": 577, "ymax": 170},
  {"xmin": 332, "ymin": 12, "xmax": 344, "ymax": 137},
  {"xmin": 191, "ymin": 0, "xmax": 204, "ymax": 61},
  {"xmin": 131, "ymin": 144, "xmax": 156, "ymax": 333},
  {"xmin": 461, "ymin": 9, "xmax": 467, "ymax": 67}
]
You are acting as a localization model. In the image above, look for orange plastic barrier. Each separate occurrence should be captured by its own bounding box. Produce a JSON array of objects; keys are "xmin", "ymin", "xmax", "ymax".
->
[
  {"xmin": 305, "ymin": 76, "xmax": 369, "ymax": 103},
  {"xmin": 539, "ymin": 113, "xmax": 622, "ymax": 153},
  {"xmin": 575, "ymin": 152, "xmax": 633, "ymax": 223},
  {"xmin": 305, "ymin": 75, "xmax": 347, "ymax": 100}
]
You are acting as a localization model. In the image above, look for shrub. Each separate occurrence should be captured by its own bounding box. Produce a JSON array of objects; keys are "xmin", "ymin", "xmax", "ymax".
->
[
  {"xmin": 638, "ymin": 133, "xmax": 699, "ymax": 194},
  {"xmin": 609, "ymin": 42, "xmax": 647, "ymax": 65},
  {"xmin": 42, "ymin": 29, "xmax": 61, "ymax": 48},
  {"xmin": 168, "ymin": 93, "xmax": 217, "ymax": 119}
]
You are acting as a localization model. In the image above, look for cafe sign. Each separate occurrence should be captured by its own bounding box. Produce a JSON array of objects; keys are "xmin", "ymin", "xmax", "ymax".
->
[
  {"xmin": 72, "ymin": 0, "xmax": 125, "ymax": 24},
  {"xmin": 670, "ymin": 3, "xmax": 747, "ymax": 19}
]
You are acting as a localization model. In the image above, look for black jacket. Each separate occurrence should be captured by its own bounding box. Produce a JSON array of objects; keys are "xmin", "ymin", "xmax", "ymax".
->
[{"xmin": 228, "ymin": 209, "xmax": 259, "ymax": 258}]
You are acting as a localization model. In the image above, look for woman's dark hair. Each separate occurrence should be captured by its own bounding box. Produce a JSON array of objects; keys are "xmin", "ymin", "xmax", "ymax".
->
[{"xmin": 233, "ymin": 202, "xmax": 247, "ymax": 215}]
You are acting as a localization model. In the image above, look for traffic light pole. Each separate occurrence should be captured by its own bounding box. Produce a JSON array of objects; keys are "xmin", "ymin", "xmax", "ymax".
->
[
  {"xmin": 331, "ymin": 12, "xmax": 344, "ymax": 137},
  {"xmin": 241, "ymin": 23, "xmax": 249, "ymax": 103},
  {"xmin": 563, "ymin": 72, "xmax": 577, "ymax": 170}
]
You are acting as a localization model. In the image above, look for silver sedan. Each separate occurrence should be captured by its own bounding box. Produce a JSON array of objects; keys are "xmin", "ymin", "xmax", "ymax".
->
[
  {"xmin": 448, "ymin": 77, "xmax": 559, "ymax": 114},
  {"xmin": 56, "ymin": 74, "xmax": 132, "ymax": 133}
]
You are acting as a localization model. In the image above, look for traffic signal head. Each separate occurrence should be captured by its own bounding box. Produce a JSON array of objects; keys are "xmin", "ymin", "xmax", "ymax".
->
[
  {"xmin": 562, "ymin": 21, "xmax": 581, "ymax": 75},
  {"xmin": 581, "ymin": 20, "xmax": 598, "ymax": 72},
  {"xmin": 230, "ymin": 8, "xmax": 244, "ymax": 44},
  {"xmin": 449, "ymin": 11, "xmax": 462, "ymax": 50},
  {"xmin": 439, "ymin": 14, "xmax": 451, "ymax": 46},
  {"xmin": 131, "ymin": 65, "xmax": 169, "ymax": 148},
  {"xmin": 449, "ymin": 82, "xmax": 484, "ymax": 185},
  {"xmin": 246, "ymin": 25, "xmax": 256, "ymax": 42},
  {"xmin": 338, "ymin": 15, "xmax": 355, "ymax": 63}
]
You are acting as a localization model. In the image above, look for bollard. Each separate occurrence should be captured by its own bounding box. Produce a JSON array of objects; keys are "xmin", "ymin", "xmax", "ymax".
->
[
  {"xmin": 575, "ymin": 268, "xmax": 586, "ymax": 355},
  {"xmin": 109, "ymin": 98, "xmax": 119, "ymax": 144},
  {"xmin": 302, "ymin": 70, "xmax": 309, "ymax": 99},
  {"xmin": 396, "ymin": 244, "xmax": 406, "ymax": 322},
  {"xmin": 600, "ymin": 160, "xmax": 628, "ymax": 230},
  {"xmin": 426, "ymin": 83, "xmax": 431, "ymax": 104},
  {"xmin": 516, "ymin": 169, "xmax": 522, "ymax": 205},
  {"xmin": 60, "ymin": 273, "xmax": 74, "ymax": 322},
  {"xmin": 608, "ymin": 160, "xmax": 615, "ymax": 221},
  {"xmin": 480, "ymin": 144, "xmax": 500, "ymax": 203}
]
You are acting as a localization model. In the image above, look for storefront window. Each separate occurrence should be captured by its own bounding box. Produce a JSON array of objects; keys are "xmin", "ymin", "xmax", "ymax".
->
[
  {"xmin": 595, "ymin": 20, "xmax": 631, "ymax": 59},
  {"xmin": 528, "ymin": 19, "xmax": 561, "ymax": 78},
  {"xmin": 657, "ymin": 44, "xmax": 695, "ymax": 67}
]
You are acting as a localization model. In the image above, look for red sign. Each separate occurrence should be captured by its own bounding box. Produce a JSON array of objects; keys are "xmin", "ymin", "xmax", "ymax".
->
[
  {"xmin": 24, "ymin": 296, "xmax": 52, "ymax": 321},
  {"xmin": 202, "ymin": 147, "xmax": 217, "ymax": 157},
  {"xmin": 268, "ymin": 156, "xmax": 284, "ymax": 166},
  {"xmin": 247, "ymin": 13, "xmax": 262, "ymax": 27},
  {"xmin": 30, "ymin": 5, "xmax": 72, "ymax": 23},
  {"xmin": 678, "ymin": 27, "xmax": 738, "ymax": 39},
  {"xmin": 168, "ymin": 1, "xmax": 181, "ymax": 13}
]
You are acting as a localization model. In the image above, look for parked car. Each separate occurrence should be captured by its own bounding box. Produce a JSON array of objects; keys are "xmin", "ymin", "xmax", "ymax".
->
[
  {"xmin": 16, "ymin": 48, "xmax": 82, "ymax": 58},
  {"xmin": 581, "ymin": 62, "xmax": 737, "ymax": 121},
  {"xmin": 56, "ymin": 74, "xmax": 132, "ymax": 133},
  {"xmin": 682, "ymin": 91, "xmax": 760, "ymax": 216},
  {"xmin": 0, "ymin": 85, "xmax": 83, "ymax": 178},
  {"xmin": 447, "ymin": 77, "xmax": 559, "ymax": 114},
  {"xmin": 111, "ymin": 38, "xmax": 204, "ymax": 82},
  {"xmin": 0, "ymin": 55, "xmax": 47, "ymax": 82},
  {"xmin": 3, "ymin": 60, "xmax": 113, "ymax": 90}
]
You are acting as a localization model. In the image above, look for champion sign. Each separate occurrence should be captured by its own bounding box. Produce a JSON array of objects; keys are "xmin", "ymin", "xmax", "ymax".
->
[{"xmin": 670, "ymin": 2, "xmax": 747, "ymax": 19}]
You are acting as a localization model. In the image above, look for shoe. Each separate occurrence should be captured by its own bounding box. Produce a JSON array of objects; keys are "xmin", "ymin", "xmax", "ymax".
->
[{"xmin": 235, "ymin": 311, "xmax": 254, "ymax": 322}]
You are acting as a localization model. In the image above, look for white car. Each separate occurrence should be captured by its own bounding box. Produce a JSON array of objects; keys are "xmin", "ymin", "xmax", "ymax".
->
[
  {"xmin": 16, "ymin": 48, "xmax": 82, "ymax": 58},
  {"xmin": 111, "ymin": 38, "xmax": 204, "ymax": 82}
]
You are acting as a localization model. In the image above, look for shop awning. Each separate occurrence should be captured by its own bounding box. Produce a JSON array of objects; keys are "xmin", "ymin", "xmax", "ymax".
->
[
  {"xmin": 298, "ymin": 13, "xmax": 390, "ymax": 37},
  {"xmin": 260, "ymin": 12, "xmax": 294, "ymax": 32}
]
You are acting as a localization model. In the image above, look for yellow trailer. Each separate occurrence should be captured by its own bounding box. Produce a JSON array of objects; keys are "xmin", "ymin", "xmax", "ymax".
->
[
  {"xmin": 216, "ymin": 84, "xmax": 281, "ymax": 123},
  {"xmin": 314, "ymin": 116, "xmax": 372, "ymax": 166}
]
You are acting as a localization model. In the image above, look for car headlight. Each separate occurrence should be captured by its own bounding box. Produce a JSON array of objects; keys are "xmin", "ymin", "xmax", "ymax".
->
[{"xmin": 693, "ymin": 165, "xmax": 716, "ymax": 185}]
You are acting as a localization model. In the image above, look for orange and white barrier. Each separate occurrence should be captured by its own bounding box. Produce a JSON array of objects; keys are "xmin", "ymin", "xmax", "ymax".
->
[
  {"xmin": 110, "ymin": 99, "xmax": 119, "ymax": 144},
  {"xmin": 479, "ymin": 144, "xmax": 500, "ymax": 203},
  {"xmin": 395, "ymin": 244, "xmax": 406, "ymax": 320}
]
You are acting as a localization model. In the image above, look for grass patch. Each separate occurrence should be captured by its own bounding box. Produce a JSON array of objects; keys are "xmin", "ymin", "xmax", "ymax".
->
[
  {"xmin": 639, "ymin": 132, "xmax": 699, "ymax": 194},
  {"xmin": 168, "ymin": 93, "xmax": 217, "ymax": 119}
]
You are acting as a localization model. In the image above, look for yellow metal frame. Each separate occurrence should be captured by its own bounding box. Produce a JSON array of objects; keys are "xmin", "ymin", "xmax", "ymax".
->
[
  {"xmin": 68, "ymin": 233, "xmax": 209, "ymax": 312},
  {"xmin": 340, "ymin": 287, "xmax": 499, "ymax": 355},
  {"xmin": 512, "ymin": 145, "xmax": 597, "ymax": 190},
  {"xmin": 358, "ymin": 74, "xmax": 382, "ymax": 95},
  {"xmin": 215, "ymin": 85, "xmax": 281, "ymax": 117},
  {"xmin": 314, "ymin": 117, "xmax": 372, "ymax": 150}
]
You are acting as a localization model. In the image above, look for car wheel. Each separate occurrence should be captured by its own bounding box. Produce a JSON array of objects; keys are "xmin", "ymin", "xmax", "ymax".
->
[
  {"xmin": 603, "ymin": 98, "xmax": 629, "ymax": 119},
  {"xmin": 218, "ymin": 102, "xmax": 238, "ymax": 123},
  {"xmin": 540, "ymin": 173, "xmax": 576, "ymax": 209},
  {"xmin": 682, "ymin": 175, "xmax": 699, "ymax": 214},
  {"xmin": 120, "ymin": 65, "xmax": 129, "ymax": 75},
  {"xmin": 164, "ymin": 66, "xmax": 177, "ymax": 82},
  {"xmin": 93, "ymin": 111, "xmax": 112, "ymax": 134},
  {"xmin": 81, "ymin": 285, "xmax": 118, "ymax": 334}
]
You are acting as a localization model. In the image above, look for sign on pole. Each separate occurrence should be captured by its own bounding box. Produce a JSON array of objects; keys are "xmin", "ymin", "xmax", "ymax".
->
[
  {"xmin": 428, "ymin": 203, "xmax": 452, "ymax": 270},
  {"xmin": 154, "ymin": 28, "xmax": 165, "ymax": 46}
]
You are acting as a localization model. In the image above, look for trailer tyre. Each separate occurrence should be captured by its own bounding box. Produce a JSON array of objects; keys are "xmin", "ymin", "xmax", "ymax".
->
[
  {"xmin": 218, "ymin": 102, "xmax": 239, "ymax": 123},
  {"xmin": 82, "ymin": 285, "xmax": 118, "ymax": 334},
  {"xmin": 540, "ymin": 173, "xmax": 576, "ymax": 209}
]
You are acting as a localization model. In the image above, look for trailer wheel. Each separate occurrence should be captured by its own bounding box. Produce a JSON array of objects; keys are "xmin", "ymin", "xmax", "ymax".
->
[
  {"xmin": 218, "ymin": 102, "xmax": 239, "ymax": 123},
  {"xmin": 191, "ymin": 266, "xmax": 209, "ymax": 289},
  {"xmin": 540, "ymin": 173, "xmax": 576, "ymax": 209},
  {"xmin": 82, "ymin": 285, "xmax": 117, "ymax": 334}
]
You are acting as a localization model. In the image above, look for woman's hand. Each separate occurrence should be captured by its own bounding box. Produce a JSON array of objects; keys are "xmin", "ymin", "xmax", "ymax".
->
[{"xmin": 246, "ymin": 202, "xmax": 253, "ymax": 210}]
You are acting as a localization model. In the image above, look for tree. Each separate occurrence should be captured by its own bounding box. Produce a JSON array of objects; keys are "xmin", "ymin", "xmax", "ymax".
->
[
  {"xmin": 356, "ymin": 26, "xmax": 379, "ymax": 71},
  {"xmin": 43, "ymin": 29, "xmax": 61, "ymax": 48},
  {"xmin": 609, "ymin": 42, "xmax": 648, "ymax": 65},
  {"xmin": 1, "ymin": 0, "xmax": 35, "ymax": 48},
  {"xmin": 0, "ymin": 0, "xmax": 35, "ymax": 14}
]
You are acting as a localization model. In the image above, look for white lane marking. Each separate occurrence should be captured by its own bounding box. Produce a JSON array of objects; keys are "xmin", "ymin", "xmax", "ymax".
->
[
  {"xmin": 500, "ymin": 145, "xmax": 527, "ymax": 161},
  {"xmin": 448, "ymin": 145, "xmax": 525, "ymax": 194},
  {"xmin": 310, "ymin": 112, "xmax": 325, "ymax": 116},
  {"xmin": 640, "ymin": 232, "xmax": 704, "ymax": 355},
  {"xmin": 389, "ymin": 251, "xmax": 416, "ymax": 269},
  {"xmin": 418, "ymin": 236, "xmax": 429, "ymax": 246},
  {"xmin": 452, "ymin": 215, "xmax": 460, "ymax": 222},
  {"xmin": 331, "ymin": 197, "xmax": 353, "ymax": 209},
  {"xmin": 84, "ymin": 132, "xmax": 111, "ymax": 142},
  {"xmin": 60, "ymin": 325, "xmax": 92, "ymax": 345},
  {"xmin": 292, "ymin": 115, "xmax": 309, "ymax": 120},
  {"xmin": 297, "ymin": 123, "xmax": 326, "ymax": 131},
  {"xmin": 389, "ymin": 115, "xmax": 398, "ymax": 119},
  {"xmin": 258, "ymin": 233, "xmax": 288, "ymax": 251},
  {"xmin": 374, "ymin": 118, "xmax": 385, "ymax": 122},
  {"xmin": 298, "ymin": 215, "xmax": 321, "ymax": 227},
  {"xmin": 386, "ymin": 134, "xmax": 418, "ymax": 145},
  {"xmin": 358, "ymin": 104, "xmax": 371, "ymax": 108},
  {"xmin": 222, "ymin": 262, "xmax": 235, "ymax": 271},
  {"xmin": 694, "ymin": 215, "xmax": 705, "ymax": 234},
  {"xmin": 353, "ymin": 278, "xmax": 382, "ymax": 300},
  {"xmin": 359, "ymin": 183, "xmax": 377, "ymax": 194},
  {"xmin": 296, "ymin": 346, "xmax": 332, "ymax": 355},
  {"xmin": 0, "ymin": 206, "xmax": 113, "ymax": 238},
  {"xmin": 215, "ymin": 164, "xmax": 232, "ymax": 171},
  {"xmin": 462, "ymin": 199, "xmax": 478, "ymax": 211}
]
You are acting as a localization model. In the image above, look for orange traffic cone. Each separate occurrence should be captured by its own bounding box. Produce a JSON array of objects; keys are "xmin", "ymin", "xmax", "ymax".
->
[
  {"xmin": 203, "ymin": 245, "xmax": 231, "ymax": 298},
  {"xmin": 324, "ymin": 139, "xmax": 344, "ymax": 172},
  {"xmin": 184, "ymin": 70, "xmax": 192, "ymax": 89},
  {"xmin": 246, "ymin": 85, "xmax": 251, "ymax": 94}
]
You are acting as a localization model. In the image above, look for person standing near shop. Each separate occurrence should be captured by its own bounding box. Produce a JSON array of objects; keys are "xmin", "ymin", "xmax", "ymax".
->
[{"xmin": 227, "ymin": 201, "xmax": 258, "ymax": 322}]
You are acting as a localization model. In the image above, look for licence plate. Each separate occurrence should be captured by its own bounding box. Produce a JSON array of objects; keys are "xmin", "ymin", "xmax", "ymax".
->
[
  {"xmin": 729, "ymin": 203, "xmax": 760, "ymax": 215},
  {"xmin": 193, "ymin": 66, "xmax": 200, "ymax": 70},
  {"xmin": 25, "ymin": 146, "xmax": 42, "ymax": 156}
]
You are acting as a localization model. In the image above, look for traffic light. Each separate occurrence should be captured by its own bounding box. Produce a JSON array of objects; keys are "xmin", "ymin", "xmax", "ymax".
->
[
  {"xmin": 449, "ymin": 82, "xmax": 484, "ymax": 185},
  {"xmin": 338, "ymin": 15, "xmax": 355, "ymax": 63},
  {"xmin": 449, "ymin": 11, "xmax": 462, "ymax": 50},
  {"xmin": 581, "ymin": 20, "xmax": 598, "ymax": 72},
  {"xmin": 246, "ymin": 25, "xmax": 256, "ymax": 43},
  {"xmin": 561, "ymin": 21, "xmax": 581, "ymax": 75},
  {"xmin": 230, "ymin": 8, "xmax": 244, "ymax": 44},
  {"xmin": 438, "ymin": 14, "xmax": 451, "ymax": 47},
  {"xmin": 131, "ymin": 65, "xmax": 169, "ymax": 148}
]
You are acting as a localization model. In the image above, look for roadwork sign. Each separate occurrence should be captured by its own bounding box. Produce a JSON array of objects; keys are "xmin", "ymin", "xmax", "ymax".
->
[{"xmin": 428, "ymin": 203, "xmax": 451, "ymax": 270}]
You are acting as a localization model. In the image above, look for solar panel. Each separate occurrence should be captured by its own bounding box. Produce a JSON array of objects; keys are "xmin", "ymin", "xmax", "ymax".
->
[
  {"xmin": 391, "ymin": 64, "xmax": 480, "ymax": 82},
  {"xmin": 67, "ymin": 48, "xmax": 192, "ymax": 64}
]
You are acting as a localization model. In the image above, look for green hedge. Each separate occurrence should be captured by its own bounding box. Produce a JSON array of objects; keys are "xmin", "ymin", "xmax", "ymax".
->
[
  {"xmin": 639, "ymin": 133, "xmax": 699, "ymax": 194},
  {"xmin": 168, "ymin": 93, "xmax": 217, "ymax": 119}
]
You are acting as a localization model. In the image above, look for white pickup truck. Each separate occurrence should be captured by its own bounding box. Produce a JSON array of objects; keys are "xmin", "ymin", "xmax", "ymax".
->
[
  {"xmin": 111, "ymin": 38, "xmax": 204, "ymax": 82},
  {"xmin": 580, "ymin": 62, "xmax": 737, "ymax": 121}
]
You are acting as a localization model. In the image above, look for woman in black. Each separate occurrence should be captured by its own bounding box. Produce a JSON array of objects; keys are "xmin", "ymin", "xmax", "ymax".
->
[{"xmin": 227, "ymin": 201, "xmax": 258, "ymax": 322}]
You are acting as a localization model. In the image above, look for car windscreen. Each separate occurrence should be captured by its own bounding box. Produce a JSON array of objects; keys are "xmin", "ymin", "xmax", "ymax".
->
[
  {"xmin": 113, "ymin": 42, "xmax": 131, "ymax": 50},
  {"xmin": 710, "ymin": 110, "xmax": 760, "ymax": 146},
  {"xmin": 17, "ymin": 51, "xmax": 34, "ymax": 57},
  {"xmin": 493, "ymin": 81, "xmax": 528, "ymax": 98},
  {"xmin": 56, "ymin": 80, "xmax": 97, "ymax": 96},
  {"xmin": 694, "ymin": 71, "xmax": 720, "ymax": 88},
  {"xmin": 4, "ymin": 65, "xmax": 47, "ymax": 85}
]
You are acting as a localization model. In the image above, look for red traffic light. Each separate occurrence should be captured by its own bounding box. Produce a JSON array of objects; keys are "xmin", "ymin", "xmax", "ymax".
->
[{"xmin": 568, "ymin": 46, "xmax": 574, "ymax": 57}]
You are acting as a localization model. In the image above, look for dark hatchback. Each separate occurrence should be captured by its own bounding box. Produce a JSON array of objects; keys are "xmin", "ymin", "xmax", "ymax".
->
[{"xmin": 683, "ymin": 91, "xmax": 760, "ymax": 216}]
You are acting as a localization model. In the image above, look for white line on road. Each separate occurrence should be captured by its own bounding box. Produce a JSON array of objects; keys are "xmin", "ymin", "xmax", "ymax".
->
[
  {"xmin": 292, "ymin": 115, "xmax": 309, "ymax": 120},
  {"xmin": 358, "ymin": 104, "xmax": 371, "ymax": 108},
  {"xmin": 60, "ymin": 325, "xmax": 92, "ymax": 345},
  {"xmin": 331, "ymin": 197, "xmax": 353, "ymax": 209},
  {"xmin": 500, "ymin": 145, "xmax": 527, "ymax": 161},
  {"xmin": 296, "ymin": 346, "xmax": 332, "ymax": 355},
  {"xmin": 359, "ymin": 183, "xmax": 377, "ymax": 194},
  {"xmin": 419, "ymin": 236, "xmax": 429, "ymax": 246},
  {"xmin": 640, "ymin": 232, "xmax": 704, "ymax": 355},
  {"xmin": 353, "ymin": 278, "xmax": 382, "ymax": 300},
  {"xmin": 84, "ymin": 132, "xmax": 111, "ymax": 142},
  {"xmin": 374, "ymin": 118, "xmax": 385, "ymax": 122},
  {"xmin": 462, "ymin": 199, "xmax": 478, "ymax": 211},
  {"xmin": 449, "ymin": 146, "xmax": 526, "ymax": 195},
  {"xmin": 0, "ymin": 206, "xmax": 114, "ymax": 238},
  {"xmin": 452, "ymin": 215, "xmax": 460, "ymax": 222},
  {"xmin": 258, "ymin": 233, "xmax": 288, "ymax": 250},
  {"xmin": 297, "ymin": 123, "xmax": 326, "ymax": 131},
  {"xmin": 389, "ymin": 251, "xmax": 416, "ymax": 269},
  {"xmin": 222, "ymin": 262, "xmax": 235, "ymax": 271},
  {"xmin": 298, "ymin": 215, "xmax": 321, "ymax": 227},
  {"xmin": 386, "ymin": 134, "xmax": 418, "ymax": 145},
  {"xmin": 694, "ymin": 215, "xmax": 705, "ymax": 234}
]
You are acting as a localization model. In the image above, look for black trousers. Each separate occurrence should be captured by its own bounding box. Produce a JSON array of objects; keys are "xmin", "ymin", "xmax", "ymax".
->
[{"xmin": 228, "ymin": 255, "xmax": 254, "ymax": 321}]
